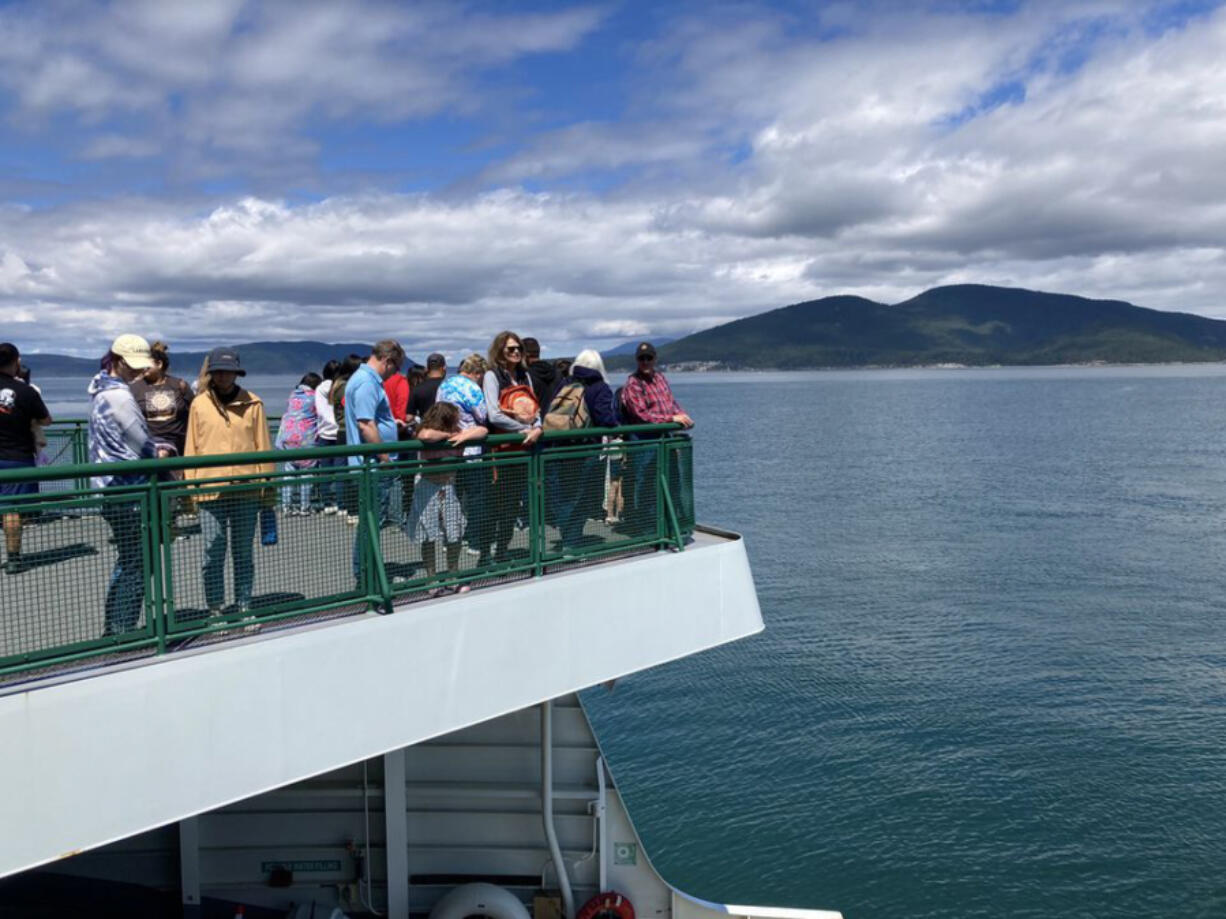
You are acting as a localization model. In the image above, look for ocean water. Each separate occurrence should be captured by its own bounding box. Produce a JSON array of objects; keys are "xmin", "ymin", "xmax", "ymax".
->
[
  {"xmin": 582, "ymin": 366, "xmax": 1226, "ymax": 919},
  {"xmin": 39, "ymin": 364, "xmax": 1226, "ymax": 917}
]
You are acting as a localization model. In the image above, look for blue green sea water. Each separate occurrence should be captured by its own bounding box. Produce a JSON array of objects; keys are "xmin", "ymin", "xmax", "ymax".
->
[
  {"xmin": 38, "ymin": 363, "xmax": 1226, "ymax": 917},
  {"xmin": 583, "ymin": 365, "xmax": 1226, "ymax": 919}
]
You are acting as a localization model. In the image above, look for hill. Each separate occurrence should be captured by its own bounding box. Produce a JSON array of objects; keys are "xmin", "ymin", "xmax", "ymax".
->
[
  {"xmin": 626, "ymin": 285, "xmax": 1226, "ymax": 369},
  {"xmin": 23, "ymin": 341, "xmax": 380, "ymax": 377}
]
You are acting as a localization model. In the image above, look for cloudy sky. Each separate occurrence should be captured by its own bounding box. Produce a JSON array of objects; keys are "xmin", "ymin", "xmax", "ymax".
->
[{"xmin": 2, "ymin": 0, "xmax": 1225, "ymax": 357}]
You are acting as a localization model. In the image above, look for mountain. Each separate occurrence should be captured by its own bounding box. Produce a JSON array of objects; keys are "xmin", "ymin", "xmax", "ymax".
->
[
  {"xmin": 24, "ymin": 341, "xmax": 379, "ymax": 377},
  {"xmin": 601, "ymin": 336, "xmax": 677, "ymax": 358},
  {"xmin": 628, "ymin": 285, "xmax": 1226, "ymax": 369}
]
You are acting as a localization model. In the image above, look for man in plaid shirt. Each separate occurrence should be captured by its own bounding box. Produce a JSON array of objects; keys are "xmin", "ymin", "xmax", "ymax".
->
[
  {"xmin": 620, "ymin": 342, "xmax": 693, "ymax": 428},
  {"xmin": 618, "ymin": 342, "xmax": 694, "ymax": 529}
]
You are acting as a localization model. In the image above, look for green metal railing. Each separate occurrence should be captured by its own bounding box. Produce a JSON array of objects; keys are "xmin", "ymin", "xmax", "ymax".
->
[{"xmin": 0, "ymin": 424, "xmax": 693, "ymax": 682}]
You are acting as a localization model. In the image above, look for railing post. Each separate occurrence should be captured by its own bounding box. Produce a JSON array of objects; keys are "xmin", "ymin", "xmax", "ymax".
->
[
  {"xmin": 360, "ymin": 463, "xmax": 393, "ymax": 615},
  {"xmin": 148, "ymin": 480, "xmax": 167, "ymax": 654},
  {"xmin": 531, "ymin": 448, "xmax": 543, "ymax": 577}
]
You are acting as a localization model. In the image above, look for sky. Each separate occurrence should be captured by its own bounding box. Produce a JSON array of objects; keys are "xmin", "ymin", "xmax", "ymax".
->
[{"xmin": 2, "ymin": 0, "xmax": 1226, "ymax": 358}]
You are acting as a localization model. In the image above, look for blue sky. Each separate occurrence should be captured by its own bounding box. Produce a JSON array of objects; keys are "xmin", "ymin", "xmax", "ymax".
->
[{"xmin": 1, "ymin": 0, "xmax": 1225, "ymax": 356}]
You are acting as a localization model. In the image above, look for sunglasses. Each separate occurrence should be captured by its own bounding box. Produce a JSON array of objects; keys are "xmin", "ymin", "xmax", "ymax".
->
[
  {"xmin": 637, "ymin": 354, "xmax": 655, "ymax": 362},
  {"xmin": 505, "ymin": 345, "xmax": 522, "ymax": 353}
]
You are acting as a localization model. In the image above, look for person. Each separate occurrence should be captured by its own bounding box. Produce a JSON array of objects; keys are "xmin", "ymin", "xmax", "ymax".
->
[
  {"xmin": 522, "ymin": 338, "xmax": 559, "ymax": 410},
  {"xmin": 546, "ymin": 349, "xmax": 619, "ymax": 548},
  {"xmin": 274, "ymin": 372, "xmax": 322, "ymax": 515},
  {"xmin": 184, "ymin": 348, "xmax": 274, "ymax": 616},
  {"xmin": 437, "ymin": 354, "xmax": 491, "ymax": 562},
  {"xmin": 16, "ymin": 365, "xmax": 49, "ymax": 466},
  {"xmin": 409, "ymin": 401, "xmax": 487, "ymax": 594},
  {"xmin": 314, "ymin": 359, "xmax": 343, "ymax": 514},
  {"xmin": 619, "ymin": 341, "xmax": 695, "ymax": 526},
  {"xmin": 87, "ymin": 335, "xmax": 170, "ymax": 632},
  {"xmin": 483, "ymin": 331, "xmax": 542, "ymax": 561},
  {"xmin": 329, "ymin": 353, "xmax": 364, "ymax": 523},
  {"xmin": 0, "ymin": 343, "xmax": 52, "ymax": 575},
  {"xmin": 129, "ymin": 341, "xmax": 193, "ymax": 457},
  {"xmin": 384, "ymin": 364, "xmax": 409, "ymax": 424},
  {"xmin": 406, "ymin": 352, "xmax": 447, "ymax": 427},
  {"xmin": 345, "ymin": 340, "xmax": 406, "ymax": 578}
]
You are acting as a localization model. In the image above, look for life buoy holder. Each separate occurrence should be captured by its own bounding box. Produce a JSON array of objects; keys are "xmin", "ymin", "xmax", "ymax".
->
[{"xmin": 576, "ymin": 891, "xmax": 635, "ymax": 919}]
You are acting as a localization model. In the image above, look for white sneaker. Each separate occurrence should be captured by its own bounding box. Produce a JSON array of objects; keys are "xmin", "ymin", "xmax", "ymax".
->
[
  {"xmin": 323, "ymin": 506, "xmax": 339, "ymax": 515},
  {"xmin": 346, "ymin": 514, "xmax": 359, "ymax": 526}
]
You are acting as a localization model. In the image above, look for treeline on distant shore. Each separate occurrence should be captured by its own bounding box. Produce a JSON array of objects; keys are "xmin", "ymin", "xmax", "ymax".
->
[{"xmin": 29, "ymin": 284, "xmax": 1226, "ymax": 375}]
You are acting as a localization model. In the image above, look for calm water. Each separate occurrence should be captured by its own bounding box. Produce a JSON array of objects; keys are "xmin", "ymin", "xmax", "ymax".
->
[
  {"xmin": 582, "ymin": 366, "xmax": 1226, "ymax": 919},
  {"xmin": 43, "ymin": 365, "xmax": 1226, "ymax": 917}
]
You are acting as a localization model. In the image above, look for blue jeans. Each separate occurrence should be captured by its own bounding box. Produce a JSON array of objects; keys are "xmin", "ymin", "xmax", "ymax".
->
[
  {"xmin": 314, "ymin": 438, "xmax": 344, "ymax": 508},
  {"xmin": 101, "ymin": 500, "xmax": 145, "ymax": 635},
  {"xmin": 200, "ymin": 496, "xmax": 258, "ymax": 611},
  {"xmin": 279, "ymin": 462, "xmax": 314, "ymax": 512}
]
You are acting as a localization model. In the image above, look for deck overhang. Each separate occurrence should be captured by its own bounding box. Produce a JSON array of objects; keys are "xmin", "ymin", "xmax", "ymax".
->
[{"xmin": 0, "ymin": 527, "xmax": 762, "ymax": 880}]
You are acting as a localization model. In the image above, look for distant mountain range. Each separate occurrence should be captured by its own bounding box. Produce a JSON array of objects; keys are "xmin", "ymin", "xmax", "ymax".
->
[
  {"xmin": 608, "ymin": 285, "xmax": 1226, "ymax": 369},
  {"xmin": 24, "ymin": 341, "xmax": 378, "ymax": 376},
  {"xmin": 23, "ymin": 286, "xmax": 1226, "ymax": 376}
]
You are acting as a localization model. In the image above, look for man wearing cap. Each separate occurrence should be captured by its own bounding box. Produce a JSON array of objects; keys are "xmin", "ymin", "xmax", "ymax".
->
[
  {"xmin": 88, "ymin": 334, "xmax": 172, "ymax": 630},
  {"xmin": 0, "ymin": 342, "xmax": 52, "ymax": 575},
  {"xmin": 619, "ymin": 342, "xmax": 694, "ymax": 527},
  {"xmin": 406, "ymin": 352, "xmax": 447, "ymax": 427}
]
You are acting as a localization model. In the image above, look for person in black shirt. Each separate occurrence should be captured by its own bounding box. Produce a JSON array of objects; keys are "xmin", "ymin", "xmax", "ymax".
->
[
  {"xmin": 405, "ymin": 352, "xmax": 447, "ymax": 427},
  {"xmin": 0, "ymin": 342, "xmax": 52, "ymax": 574},
  {"xmin": 522, "ymin": 337, "xmax": 559, "ymax": 409}
]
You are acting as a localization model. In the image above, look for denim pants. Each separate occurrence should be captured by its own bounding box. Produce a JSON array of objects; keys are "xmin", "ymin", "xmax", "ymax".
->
[
  {"xmin": 551, "ymin": 455, "xmax": 602, "ymax": 546},
  {"xmin": 102, "ymin": 500, "xmax": 145, "ymax": 635},
  {"xmin": 279, "ymin": 462, "xmax": 314, "ymax": 511},
  {"xmin": 314, "ymin": 438, "xmax": 344, "ymax": 508},
  {"xmin": 200, "ymin": 496, "xmax": 258, "ymax": 611}
]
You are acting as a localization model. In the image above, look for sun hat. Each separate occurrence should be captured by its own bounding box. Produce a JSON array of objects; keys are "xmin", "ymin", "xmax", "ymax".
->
[{"xmin": 111, "ymin": 334, "xmax": 154, "ymax": 370}]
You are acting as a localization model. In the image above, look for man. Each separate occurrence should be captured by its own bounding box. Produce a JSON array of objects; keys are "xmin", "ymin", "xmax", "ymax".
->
[
  {"xmin": 346, "ymin": 340, "xmax": 406, "ymax": 466},
  {"xmin": 620, "ymin": 342, "xmax": 693, "ymax": 429},
  {"xmin": 0, "ymin": 342, "xmax": 52, "ymax": 574},
  {"xmin": 522, "ymin": 337, "xmax": 559, "ymax": 409},
  {"xmin": 346, "ymin": 340, "xmax": 405, "ymax": 580},
  {"xmin": 406, "ymin": 352, "xmax": 447, "ymax": 427},
  {"xmin": 619, "ymin": 342, "xmax": 694, "ymax": 527}
]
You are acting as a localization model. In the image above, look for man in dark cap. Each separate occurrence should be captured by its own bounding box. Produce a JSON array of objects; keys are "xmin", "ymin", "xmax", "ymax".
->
[
  {"xmin": 522, "ymin": 337, "xmax": 559, "ymax": 409},
  {"xmin": 619, "ymin": 341, "xmax": 693, "ymax": 529},
  {"xmin": 406, "ymin": 352, "xmax": 447, "ymax": 427}
]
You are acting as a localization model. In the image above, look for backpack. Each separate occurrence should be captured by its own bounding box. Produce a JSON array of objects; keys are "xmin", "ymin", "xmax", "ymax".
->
[
  {"xmin": 497, "ymin": 383, "xmax": 539, "ymax": 423},
  {"xmin": 543, "ymin": 381, "xmax": 590, "ymax": 431}
]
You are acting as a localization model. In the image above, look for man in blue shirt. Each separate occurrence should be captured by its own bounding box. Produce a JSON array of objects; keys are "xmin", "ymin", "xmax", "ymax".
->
[
  {"xmin": 347, "ymin": 340, "xmax": 406, "ymax": 584},
  {"xmin": 345, "ymin": 340, "xmax": 405, "ymax": 465}
]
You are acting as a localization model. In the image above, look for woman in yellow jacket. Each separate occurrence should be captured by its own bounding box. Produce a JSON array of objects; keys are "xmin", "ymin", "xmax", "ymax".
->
[{"xmin": 185, "ymin": 347, "xmax": 274, "ymax": 615}]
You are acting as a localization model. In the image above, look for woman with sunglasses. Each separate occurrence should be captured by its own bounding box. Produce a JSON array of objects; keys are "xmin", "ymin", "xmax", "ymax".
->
[{"xmin": 482, "ymin": 331, "xmax": 542, "ymax": 563}]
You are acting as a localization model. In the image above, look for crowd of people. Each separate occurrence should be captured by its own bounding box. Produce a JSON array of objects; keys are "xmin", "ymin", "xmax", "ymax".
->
[{"xmin": 0, "ymin": 332, "xmax": 693, "ymax": 621}]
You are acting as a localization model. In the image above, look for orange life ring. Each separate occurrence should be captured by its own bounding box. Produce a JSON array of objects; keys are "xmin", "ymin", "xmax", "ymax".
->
[{"xmin": 576, "ymin": 891, "xmax": 635, "ymax": 919}]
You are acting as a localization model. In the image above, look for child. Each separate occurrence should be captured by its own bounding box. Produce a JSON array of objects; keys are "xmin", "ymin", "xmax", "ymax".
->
[
  {"xmin": 274, "ymin": 373, "xmax": 322, "ymax": 515},
  {"xmin": 409, "ymin": 401, "xmax": 487, "ymax": 595}
]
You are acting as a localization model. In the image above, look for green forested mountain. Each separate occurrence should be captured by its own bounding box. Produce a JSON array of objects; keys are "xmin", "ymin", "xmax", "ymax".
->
[{"xmin": 636, "ymin": 285, "xmax": 1226, "ymax": 369}]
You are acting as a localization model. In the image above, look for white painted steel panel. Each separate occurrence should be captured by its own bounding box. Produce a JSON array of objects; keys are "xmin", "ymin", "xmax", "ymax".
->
[{"xmin": 0, "ymin": 532, "xmax": 762, "ymax": 879}]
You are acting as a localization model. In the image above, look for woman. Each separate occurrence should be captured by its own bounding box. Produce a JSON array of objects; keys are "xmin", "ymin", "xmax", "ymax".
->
[
  {"xmin": 184, "ymin": 348, "xmax": 274, "ymax": 616},
  {"xmin": 547, "ymin": 349, "xmax": 618, "ymax": 548},
  {"xmin": 274, "ymin": 372, "xmax": 322, "ymax": 515},
  {"xmin": 88, "ymin": 334, "xmax": 170, "ymax": 635},
  {"xmin": 482, "ymin": 331, "xmax": 542, "ymax": 562},
  {"xmin": 313, "ymin": 359, "xmax": 342, "ymax": 514},
  {"xmin": 129, "ymin": 341, "xmax": 193, "ymax": 457},
  {"xmin": 329, "ymin": 354, "xmax": 364, "ymax": 524}
]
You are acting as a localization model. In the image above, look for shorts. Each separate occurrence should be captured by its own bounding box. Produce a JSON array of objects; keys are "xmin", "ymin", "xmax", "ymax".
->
[{"xmin": 0, "ymin": 458, "xmax": 37, "ymax": 496}]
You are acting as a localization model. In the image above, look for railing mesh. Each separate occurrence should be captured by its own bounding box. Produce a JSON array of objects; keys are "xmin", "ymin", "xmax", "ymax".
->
[{"xmin": 0, "ymin": 427, "xmax": 694, "ymax": 683}]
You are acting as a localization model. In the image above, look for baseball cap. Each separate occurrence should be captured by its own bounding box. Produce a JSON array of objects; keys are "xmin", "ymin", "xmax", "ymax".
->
[
  {"xmin": 426, "ymin": 352, "xmax": 446, "ymax": 370},
  {"xmin": 206, "ymin": 347, "xmax": 246, "ymax": 376},
  {"xmin": 111, "ymin": 334, "xmax": 154, "ymax": 371},
  {"xmin": 635, "ymin": 342, "xmax": 657, "ymax": 359}
]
